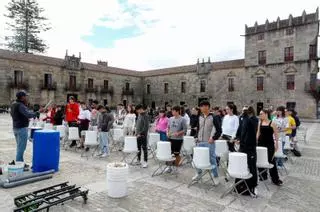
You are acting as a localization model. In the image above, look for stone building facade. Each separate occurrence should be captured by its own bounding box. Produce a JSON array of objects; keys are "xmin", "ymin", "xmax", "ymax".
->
[{"xmin": 0, "ymin": 9, "xmax": 318, "ymax": 118}]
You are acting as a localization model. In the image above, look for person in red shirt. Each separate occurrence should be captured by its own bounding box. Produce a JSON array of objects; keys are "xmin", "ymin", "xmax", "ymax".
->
[{"xmin": 65, "ymin": 96, "xmax": 80, "ymax": 147}]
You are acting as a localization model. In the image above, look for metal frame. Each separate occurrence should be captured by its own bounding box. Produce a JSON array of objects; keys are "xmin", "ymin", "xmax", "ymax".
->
[
  {"xmin": 188, "ymin": 161, "xmax": 217, "ymax": 191},
  {"xmin": 14, "ymin": 182, "xmax": 88, "ymax": 212},
  {"xmin": 152, "ymin": 157, "xmax": 178, "ymax": 180},
  {"xmin": 257, "ymin": 164, "xmax": 274, "ymax": 191}
]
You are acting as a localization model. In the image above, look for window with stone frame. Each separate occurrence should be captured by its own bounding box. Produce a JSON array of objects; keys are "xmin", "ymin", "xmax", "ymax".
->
[
  {"xmin": 69, "ymin": 75, "xmax": 76, "ymax": 89},
  {"xmin": 146, "ymin": 84, "xmax": 151, "ymax": 94},
  {"xmin": 309, "ymin": 45, "xmax": 317, "ymax": 60},
  {"xmin": 181, "ymin": 82, "xmax": 186, "ymax": 93},
  {"xmin": 258, "ymin": 50, "xmax": 266, "ymax": 65},
  {"xmin": 14, "ymin": 70, "xmax": 23, "ymax": 85},
  {"xmin": 164, "ymin": 83, "xmax": 168, "ymax": 94},
  {"xmin": 257, "ymin": 33, "xmax": 264, "ymax": 41},
  {"xmin": 88, "ymin": 78, "xmax": 94, "ymax": 89},
  {"xmin": 104, "ymin": 80, "xmax": 109, "ymax": 89},
  {"xmin": 285, "ymin": 28, "xmax": 294, "ymax": 35},
  {"xmin": 284, "ymin": 46, "xmax": 294, "ymax": 62},
  {"xmin": 44, "ymin": 73, "xmax": 52, "ymax": 88},
  {"xmin": 200, "ymin": 80, "xmax": 206, "ymax": 92},
  {"xmin": 257, "ymin": 76, "xmax": 264, "ymax": 91},
  {"xmin": 286, "ymin": 75, "xmax": 295, "ymax": 90},
  {"xmin": 125, "ymin": 82, "xmax": 130, "ymax": 91},
  {"xmin": 228, "ymin": 78, "xmax": 234, "ymax": 92}
]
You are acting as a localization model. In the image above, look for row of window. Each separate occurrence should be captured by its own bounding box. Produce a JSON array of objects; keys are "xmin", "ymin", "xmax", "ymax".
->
[
  {"xmin": 257, "ymin": 28, "xmax": 294, "ymax": 41},
  {"xmin": 147, "ymin": 75, "xmax": 296, "ymax": 94},
  {"xmin": 13, "ymin": 71, "xmax": 131, "ymax": 91},
  {"xmin": 258, "ymin": 45, "xmax": 317, "ymax": 65}
]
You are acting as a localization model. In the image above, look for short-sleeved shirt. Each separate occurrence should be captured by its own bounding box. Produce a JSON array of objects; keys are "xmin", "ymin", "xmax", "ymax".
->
[{"xmin": 285, "ymin": 116, "xmax": 296, "ymax": 135}]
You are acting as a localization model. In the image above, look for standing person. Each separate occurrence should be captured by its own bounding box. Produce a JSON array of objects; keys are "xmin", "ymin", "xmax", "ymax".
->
[
  {"xmin": 123, "ymin": 105, "xmax": 136, "ymax": 136},
  {"xmin": 235, "ymin": 106, "xmax": 259, "ymax": 196},
  {"xmin": 181, "ymin": 107, "xmax": 190, "ymax": 128},
  {"xmin": 274, "ymin": 106, "xmax": 287, "ymax": 166},
  {"xmin": 166, "ymin": 104, "xmax": 173, "ymax": 118},
  {"xmin": 97, "ymin": 105, "xmax": 114, "ymax": 157},
  {"xmin": 116, "ymin": 104, "xmax": 126, "ymax": 125},
  {"xmin": 10, "ymin": 90, "xmax": 42, "ymax": 168},
  {"xmin": 257, "ymin": 109, "xmax": 283, "ymax": 186},
  {"xmin": 78, "ymin": 102, "xmax": 91, "ymax": 149},
  {"xmin": 53, "ymin": 105, "xmax": 64, "ymax": 126},
  {"xmin": 135, "ymin": 104, "xmax": 149, "ymax": 168},
  {"xmin": 90, "ymin": 100, "xmax": 99, "ymax": 127},
  {"xmin": 284, "ymin": 108, "xmax": 296, "ymax": 154},
  {"xmin": 190, "ymin": 107, "xmax": 200, "ymax": 137},
  {"xmin": 155, "ymin": 109, "xmax": 169, "ymax": 141},
  {"xmin": 65, "ymin": 96, "xmax": 80, "ymax": 147},
  {"xmin": 192, "ymin": 101, "xmax": 220, "ymax": 185},
  {"xmin": 221, "ymin": 104, "xmax": 239, "ymax": 152},
  {"xmin": 289, "ymin": 109, "xmax": 301, "ymax": 156},
  {"xmin": 167, "ymin": 106, "xmax": 188, "ymax": 167}
]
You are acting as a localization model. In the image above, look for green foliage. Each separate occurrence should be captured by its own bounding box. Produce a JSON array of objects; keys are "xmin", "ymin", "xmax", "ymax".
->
[{"xmin": 4, "ymin": 0, "xmax": 51, "ymax": 53}]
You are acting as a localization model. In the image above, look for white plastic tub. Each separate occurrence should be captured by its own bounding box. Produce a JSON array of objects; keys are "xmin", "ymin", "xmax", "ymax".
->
[
  {"xmin": 7, "ymin": 162, "xmax": 24, "ymax": 177},
  {"xmin": 107, "ymin": 162, "xmax": 129, "ymax": 198}
]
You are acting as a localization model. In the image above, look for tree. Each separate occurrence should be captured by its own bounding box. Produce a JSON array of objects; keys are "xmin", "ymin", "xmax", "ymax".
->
[{"xmin": 4, "ymin": 0, "xmax": 51, "ymax": 53}]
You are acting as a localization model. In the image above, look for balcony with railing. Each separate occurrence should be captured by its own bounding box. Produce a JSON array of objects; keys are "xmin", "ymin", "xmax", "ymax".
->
[
  {"xmin": 8, "ymin": 79, "xmax": 29, "ymax": 90},
  {"xmin": 39, "ymin": 80, "xmax": 57, "ymax": 91},
  {"xmin": 100, "ymin": 86, "xmax": 114, "ymax": 95},
  {"xmin": 64, "ymin": 83, "xmax": 81, "ymax": 92},
  {"xmin": 85, "ymin": 84, "xmax": 98, "ymax": 93},
  {"xmin": 122, "ymin": 88, "xmax": 134, "ymax": 96}
]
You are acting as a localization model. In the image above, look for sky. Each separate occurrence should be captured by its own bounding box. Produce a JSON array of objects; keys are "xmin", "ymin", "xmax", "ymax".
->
[{"xmin": 0, "ymin": 0, "xmax": 319, "ymax": 71}]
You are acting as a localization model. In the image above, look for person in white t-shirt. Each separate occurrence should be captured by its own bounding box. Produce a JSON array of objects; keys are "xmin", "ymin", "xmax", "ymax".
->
[
  {"xmin": 123, "ymin": 105, "xmax": 136, "ymax": 136},
  {"xmin": 221, "ymin": 104, "xmax": 239, "ymax": 152},
  {"xmin": 78, "ymin": 102, "xmax": 91, "ymax": 149}
]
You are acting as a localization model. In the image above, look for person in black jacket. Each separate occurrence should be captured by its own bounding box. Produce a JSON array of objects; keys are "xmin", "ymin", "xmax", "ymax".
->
[
  {"xmin": 235, "ymin": 106, "xmax": 259, "ymax": 196},
  {"xmin": 10, "ymin": 90, "xmax": 42, "ymax": 167},
  {"xmin": 190, "ymin": 107, "xmax": 200, "ymax": 137},
  {"xmin": 53, "ymin": 105, "xmax": 64, "ymax": 125}
]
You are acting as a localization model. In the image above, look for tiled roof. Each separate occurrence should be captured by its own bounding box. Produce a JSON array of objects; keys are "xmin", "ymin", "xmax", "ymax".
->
[
  {"xmin": 245, "ymin": 10, "xmax": 319, "ymax": 35},
  {"xmin": 0, "ymin": 49, "xmax": 244, "ymax": 77},
  {"xmin": 0, "ymin": 49, "xmax": 139, "ymax": 77},
  {"xmin": 140, "ymin": 59, "xmax": 245, "ymax": 77}
]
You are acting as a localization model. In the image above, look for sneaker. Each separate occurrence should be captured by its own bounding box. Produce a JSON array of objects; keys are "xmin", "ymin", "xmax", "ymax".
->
[
  {"xmin": 250, "ymin": 188, "xmax": 258, "ymax": 198},
  {"xmin": 273, "ymin": 179, "xmax": 283, "ymax": 186},
  {"xmin": 164, "ymin": 167, "xmax": 172, "ymax": 173},
  {"xmin": 213, "ymin": 177, "xmax": 220, "ymax": 185},
  {"xmin": 85, "ymin": 147, "xmax": 90, "ymax": 152},
  {"xmin": 96, "ymin": 153, "xmax": 103, "ymax": 157},
  {"xmin": 69, "ymin": 142, "xmax": 76, "ymax": 148},
  {"xmin": 192, "ymin": 174, "xmax": 200, "ymax": 181},
  {"xmin": 134, "ymin": 161, "xmax": 141, "ymax": 166},
  {"xmin": 142, "ymin": 161, "xmax": 148, "ymax": 168},
  {"xmin": 101, "ymin": 153, "xmax": 109, "ymax": 158}
]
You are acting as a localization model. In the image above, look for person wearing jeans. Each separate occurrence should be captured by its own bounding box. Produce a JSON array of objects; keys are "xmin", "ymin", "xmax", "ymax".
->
[
  {"xmin": 10, "ymin": 90, "xmax": 41, "ymax": 168},
  {"xmin": 193, "ymin": 100, "xmax": 221, "ymax": 185},
  {"xmin": 97, "ymin": 105, "xmax": 114, "ymax": 157}
]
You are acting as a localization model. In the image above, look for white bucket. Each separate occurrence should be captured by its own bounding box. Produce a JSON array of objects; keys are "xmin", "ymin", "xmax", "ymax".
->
[
  {"xmin": 7, "ymin": 162, "xmax": 24, "ymax": 177},
  {"xmin": 107, "ymin": 162, "xmax": 129, "ymax": 198}
]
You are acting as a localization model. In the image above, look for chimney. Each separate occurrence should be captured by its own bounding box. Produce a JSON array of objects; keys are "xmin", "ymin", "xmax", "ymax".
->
[
  {"xmin": 79, "ymin": 52, "xmax": 81, "ymax": 59},
  {"xmin": 316, "ymin": 7, "xmax": 319, "ymax": 20},
  {"xmin": 197, "ymin": 58, "xmax": 200, "ymax": 64},
  {"xmin": 265, "ymin": 19, "xmax": 269, "ymax": 30},
  {"xmin": 288, "ymin": 14, "xmax": 293, "ymax": 26},
  {"xmin": 208, "ymin": 57, "xmax": 211, "ymax": 63},
  {"xmin": 254, "ymin": 21, "xmax": 258, "ymax": 33},
  {"xmin": 65, "ymin": 49, "xmax": 68, "ymax": 57},
  {"xmin": 302, "ymin": 10, "xmax": 306, "ymax": 23},
  {"xmin": 276, "ymin": 17, "xmax": 280, "ymax": 29}
]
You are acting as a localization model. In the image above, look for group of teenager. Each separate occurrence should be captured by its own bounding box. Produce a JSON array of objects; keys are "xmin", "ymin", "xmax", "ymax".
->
[{"xmin": 152, "ymin": 101, "xmax": 301, "ymax": 197}]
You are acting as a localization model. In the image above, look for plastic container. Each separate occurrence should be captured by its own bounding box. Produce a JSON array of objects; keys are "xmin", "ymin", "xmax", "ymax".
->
[
  {"xmin": 7, "ymin": 162, "xmax": 24, "ymax": 177},
  {"xmin": 33, "ymin": 129, "xmax": 60, "ymax": 172},
  {"xmin": 107, "ymin": 162, "xmax": 129, "ymax": 198}
]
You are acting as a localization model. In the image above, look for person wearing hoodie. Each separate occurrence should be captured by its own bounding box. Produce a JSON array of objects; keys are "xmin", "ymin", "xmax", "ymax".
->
[
  {"xmin": 192, "ymin": 100, "xmax": 221, "ymax": 185},
  {"xmin": 97, "ymin": 105, "xmax": 114, "ymax": 157},
  {"xmin": 135, "ymin": 104, "xmax": 149, "ymax": 168}
]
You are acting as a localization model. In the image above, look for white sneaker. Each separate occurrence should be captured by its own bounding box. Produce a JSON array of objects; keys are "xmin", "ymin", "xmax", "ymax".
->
[
  {"xmin": 142, "ymin": 161, "xmax": 148, "ymax": 168},
  {"xmin": 164, "ymin": 167, "xmax": 172, "ymax": 173},
  {"xmin": 251, "ymin": 188, "xmax": 258, "ymax": 198},
  {"xmin": 101, "ymin": 153, "xmax": 109, "ymax": 158},
  {"xmin": 213, "ymin": 177, "xmax": 220, "ymax": 185},
  {"xmin": 192, "ymin": 174, "xmax": 200, "ymax": 181}
]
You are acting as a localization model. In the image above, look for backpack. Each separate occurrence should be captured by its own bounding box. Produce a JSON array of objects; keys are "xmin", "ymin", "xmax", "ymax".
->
[{"xmin": 294, "ymin": 115, "xmax": 300, "ymax": 127}]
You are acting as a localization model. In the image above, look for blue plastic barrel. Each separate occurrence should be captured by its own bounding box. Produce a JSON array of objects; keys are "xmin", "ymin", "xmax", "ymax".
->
[{"xmin": 33, "ymin": 129, "xmax": 60, "ymax": 172}]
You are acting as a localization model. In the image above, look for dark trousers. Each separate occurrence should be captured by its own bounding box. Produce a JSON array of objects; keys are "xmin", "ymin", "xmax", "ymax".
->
[
  {"xmin": 235, "ymin": 151, "xmax": 257, "ymax": 194},
  {"xmin": 222, "ymin": 134, "xmax": 236, "ymax": 152},
  {"xmin": 258, "ymin": 146, "xmax": 280, "ymax": 183},
  {"xmin": 137, "ymin": 135, "xmax": 148, "ymax": 162},
  {"xmin": 68, "ymin": 121, "xmax": 78, "ymax": 145}
]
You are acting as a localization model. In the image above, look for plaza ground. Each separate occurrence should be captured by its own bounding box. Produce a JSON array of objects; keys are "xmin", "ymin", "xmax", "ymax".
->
[{"xmin": 0, "ymin": 114, "xmax": 320, "ymax": 212}]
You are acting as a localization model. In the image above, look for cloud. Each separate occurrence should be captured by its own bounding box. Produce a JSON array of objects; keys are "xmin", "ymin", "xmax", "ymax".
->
[{"xmin": 0, "ymin": 0, "xmax": 319, "ymax": 70}]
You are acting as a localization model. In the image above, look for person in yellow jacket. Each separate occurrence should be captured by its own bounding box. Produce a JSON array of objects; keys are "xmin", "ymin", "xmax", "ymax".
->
[{"xmin": 285, "ymin": 109, "xmax": 296, "ymax": 148}]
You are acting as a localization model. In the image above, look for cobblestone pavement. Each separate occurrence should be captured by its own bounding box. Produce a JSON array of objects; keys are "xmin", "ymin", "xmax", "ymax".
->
[{"xmin": 0, "ymin": 114, "xmax": 320, "ymax": 212}]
